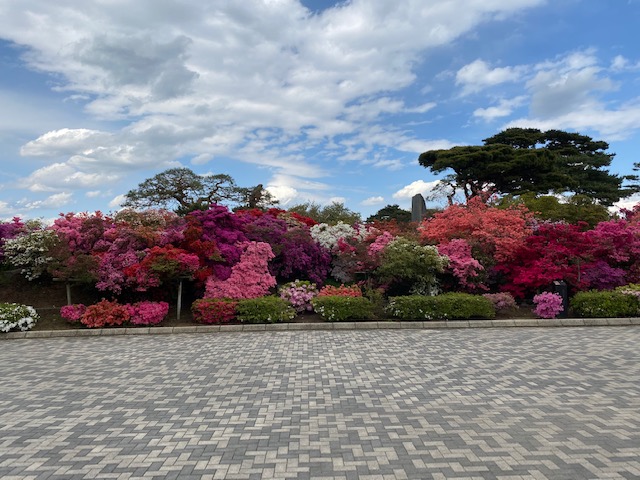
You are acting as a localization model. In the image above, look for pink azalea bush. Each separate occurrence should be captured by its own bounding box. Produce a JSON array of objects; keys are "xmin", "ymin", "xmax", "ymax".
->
[
  {"xmin": 279, "ymin": 280, "xmax": 318, "ymax": 312},
  {"xmin": 482, "ymin": 292, "xmax": 517, "ymax": 314},
  {"xmin": 205, "ymin": 241, "xmax": 277, "ymax": 299},
  {"xmin": 438, "ymin": 239, "xmax": 485, "ymax": 292},
  {"xmin": 60, "ymin": 304, "xmax": 87, "ymax": 324},
  {"xmin": 532, "ymin": 292, "xmax": 564, "ymax": 319},
  {"xmin": 127, "ymin": 301, "xmax": 169, "ymax": 326}
]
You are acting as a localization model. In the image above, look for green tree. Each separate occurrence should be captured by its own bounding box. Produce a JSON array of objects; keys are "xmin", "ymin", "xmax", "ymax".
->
[
  {"xmin": 235, "ymin": 184, "xmax": 280, "ymax": 210},
  {"xmin": 366, "ymin": 204, "xmax": 412, "ymax": 223},
  {"xmin": 123, "ymin": 168, "xmax": 242, "ymax": 215},
  {"xmin": 419, "ymin": 128, "xmax": 638, "ymax": 206},
  {"xmin": 498, "ymin": 193, "xmax": 610, "ymax": 227},
  {"xmin": 288, "ymin": 201, "xmax": 361, "ymax": 225}
]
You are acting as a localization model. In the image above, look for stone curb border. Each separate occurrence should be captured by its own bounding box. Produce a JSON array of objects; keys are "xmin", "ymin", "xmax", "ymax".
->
[{"xmin": 2, "ymin": 317, "xmax": 639, "ymax": 340}]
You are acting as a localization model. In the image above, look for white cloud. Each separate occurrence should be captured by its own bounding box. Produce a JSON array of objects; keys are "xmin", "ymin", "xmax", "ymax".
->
[
  {"xmin": 456, "ymin": 59, "xmax": 526, "ymax": 95},
  {"xmin": 108, "ymin": 194, "xmax": 127, "ymax": 209},
  {"xmin": 266, "ymin": 184, "xmax": 299, "ymax": 206},
  {"xmin": 473, "ymin": 96, "xmax": 527, "ymax": 121},
  {"xmin": 24, "ymin": 192, "xmax": 73, "ymax": 210},
  {"xmin": 361, "ymin": 196, "xmax": 384, "ymax": 206},
  {"xmin": 392, "ymin": 180, "xmax": 441, "ymax": 199}
]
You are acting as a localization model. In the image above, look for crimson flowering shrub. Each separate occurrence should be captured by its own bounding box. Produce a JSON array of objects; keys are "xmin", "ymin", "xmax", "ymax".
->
[
  {"xmin": 205, "ymin": 241, "xmax": 277, "ymax": 299},
  {"xmin": 191, "ymin": 298, "xmax": 238, "ymax": 324},
  {"xmin": 317, "ymin": 284, "xmax": 362, "ymax": 297},
  {"xmin": 186, "ymin": 205, "xmax": 248, "ymax": 280},
  {"xmin": 532, "ymin": 292, "xmax": 564, "ymax": 319},
  {"xmin": 123, "ymin": 245, "xmax": 200, "ymax": 290},
  {"xmin": 279, "ymin": 280, "xmax": 318, "ymax": 312},
  {"xmin": 81, "ymin": 299, "xmax": 131, "ymax": 328},
  {"xmin": 127, "ymin": 301, "xmax": 169, "ymax": 326}
]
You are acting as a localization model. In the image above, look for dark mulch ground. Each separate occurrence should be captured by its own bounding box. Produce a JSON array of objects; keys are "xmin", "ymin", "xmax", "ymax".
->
[{"xmin": 0, "ymin": 269, "xmax": 535, "ymax": 331}]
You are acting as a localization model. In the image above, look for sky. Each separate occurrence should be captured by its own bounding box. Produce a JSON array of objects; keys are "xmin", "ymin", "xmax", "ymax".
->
[{"xmin": 1, "ymin": 0, "xmax": 640, "ymax": 221}]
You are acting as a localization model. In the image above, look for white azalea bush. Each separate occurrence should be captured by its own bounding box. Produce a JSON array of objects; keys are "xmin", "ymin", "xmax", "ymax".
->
[
  {"xmin": 310, "ymin": 222, "xmax": 365, "ymax": 250},
  {"xmin": 2, "ymin": 229, "xmax": 59, "ymax": 280},
  {"xmin": 0, "ymin": 303, "xmax": 39, "ymax": 333}
]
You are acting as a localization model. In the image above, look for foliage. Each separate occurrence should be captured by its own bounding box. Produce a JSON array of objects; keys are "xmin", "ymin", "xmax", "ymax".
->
[
  {"xmin": 374, "ymin": 238, "xmax": 448, "ymax": 296},
  {"xmin": 419, "ymin": 127, "xmax": 638, "ymax": 205},
  {"xmin": 204, "ymin": 241, "xmax": 277, "ymax": 299},
  {"xmin": 311, "ymin": 296, "xmax": 374, "ymax": 322},
  {"xmin": 127, "ymin": 301, "xmax": 169, "ymax": 326},
  {"xmin": 500, "ymin": 193, "xmax": 610, "ymax": 228},
  {"xmin": 2, "ymin": 229, "xmax": 60, "ymax": 280},
  {"xmin": 420, "ymin": 196, "xmax": 533, "ymax": 265},
  {"xmin": 570, "ymin": 290, "xmax": 639, "ymax": 318},
  {"xmin": 123, "ymin": 245, "xmax": 200, "ymax": 290},
  {"xmin": 482, "ymin": 292, "xmax": 517, "ymax": 314},
  {"xmin": 279, "ymin": 280, "xmax": 318, "ymax": 313},
  {"xmin": 366, "ymin": 204, "xmax": 412, "ymax": 223},
  {"xmin": 386, "ymin": 293, "xmax": 495, "ymax": 320},
  {"xmin": 123, "ymin": 168, "xmax": 242, "ymax": 214},
  {"xmin": 236, "ymin": 296, "xmax": 296, "ymax": 323},
  {"xmin": 235, "ymin": 184, "xmax": 279, "ymax": 210},
  {"xmin": 0, "ymin": 217, "xmax": 26, "ymax": 263},
  {"xmin": 532, "ymin": 292, "xmax": 564, "ymax": 319},
  {"xmin": 288, "ymin": 201, "xmax": 361, "ymax": 225},
  {"xmin": 0, "ymin": 303, "xmax": 39, "ymax": 332},
  {"xmin": 191, "ymin": 298, "xmax": 238, "ymax": 324},
  {"xmin": 317, "ymin": 284, "xmax": 362, "ymax": 297},
  {"xmin": 80, "ymin": 299, "xmax": 131, "ymax": 328}
]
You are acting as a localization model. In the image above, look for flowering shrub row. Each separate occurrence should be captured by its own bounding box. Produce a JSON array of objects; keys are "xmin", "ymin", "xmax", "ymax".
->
[{"xmin": 60, "ymin": 300, "xmax": 169, "ymax": 328}]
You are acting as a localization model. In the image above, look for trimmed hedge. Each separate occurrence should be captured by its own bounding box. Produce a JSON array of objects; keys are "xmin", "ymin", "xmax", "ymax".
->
[
  {"xmin": 386, "ymin": 293, "xmax": 495, "ymax": 320},
  {"xmin": 236, "ymin": 296, "xmax": 296, "ymax": 323},
  {"xmin": 312, "ymin": 296, "xmax": 374, "ymax": 322},
  {"xmin": 570, "ymin": 290, "xmax": 639, "ymax": 318}
]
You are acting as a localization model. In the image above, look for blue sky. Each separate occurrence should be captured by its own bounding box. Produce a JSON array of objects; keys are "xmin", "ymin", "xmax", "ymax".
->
[{"xmin": 1, "ymin": 0, "xmax": 640, "ymax": 221}]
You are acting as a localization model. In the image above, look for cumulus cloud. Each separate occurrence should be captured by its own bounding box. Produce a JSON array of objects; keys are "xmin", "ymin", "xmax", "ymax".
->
[
  {"xmin": 392, "ymin": 180, "xmax": 441, "ymax": 199},
  {"xmin": 456, "ymin": 60, "xmax": 526, "ymax": 95},
  {"xmin": 108, "ymin": 194, "xmax": 127, "ymax": 209},
  {"xmin": 474, "ymin": 96, "xmax": 527, "ymax": 121},
  {"xmin": 23, "ymin": 192, "xmax": 73, "ymax": 210},
  {"xmin": 361, "ymin": 196, "xmax": 385, "ymax": 206}
]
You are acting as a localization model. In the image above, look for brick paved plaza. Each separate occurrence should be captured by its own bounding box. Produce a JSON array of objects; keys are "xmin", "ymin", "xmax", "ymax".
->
[{"xmin": 1, "ymin": 327, "xmax": 639, "ymax": 479}]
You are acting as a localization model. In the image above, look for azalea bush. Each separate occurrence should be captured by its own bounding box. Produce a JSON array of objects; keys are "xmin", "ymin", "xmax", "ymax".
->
[
  {"xmin": 374, "ymin": 238, "xmax": 448, "ymax": 296},
  {"xmin": 0, "ymin": 303, "xmax": 39, "ymax": 332},
  {"xmin": 60, "ymin": 300, "xmax": 169, "ymax": 327},
  {"xmin": 482, "ymin": 292, "xmax": 517, "ymax": 314},
  {"xmin": 127, "ymin": 301, "xmax": 169, "ymax": 326},
  {"xmin": 317, "ymin": 284, "xmax": 362, "ymax": 297},
  {"xmin": 386, "ymin": 293, "xmax": 495, "ymax": 320},
  {"xmin": 191, "ymin": 298, "xmax": 238, "ymax": 324},
  {"xmin": 2, "ymin": 229, "xmax": 60, "ymax": 280},
  {"xmin": 236, "ymin": 296, "xmax": 296, "ymax": 323},
  {"xmin": 279, "ymin": 280, "xmax": 318, "ymax": 312},
  {"xmin": 532, "ymin": 292, "xmax": 564, "ymax": 319},
  {"xmin": 311, "ymin": 296, "xmax": 374, "ymax": 322},
  {"xmin": 205, "ymin": 241, "xmax": 277, "ymax": 299},
  {"xmin": 570, "ymin": 290, "xmax": 639, "ymax": 318}
]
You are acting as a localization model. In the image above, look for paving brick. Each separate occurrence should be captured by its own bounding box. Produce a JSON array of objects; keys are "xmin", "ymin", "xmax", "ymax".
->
[{"xmin": 1, "ymin": 328, "xmax": 639, "ymax": 479}]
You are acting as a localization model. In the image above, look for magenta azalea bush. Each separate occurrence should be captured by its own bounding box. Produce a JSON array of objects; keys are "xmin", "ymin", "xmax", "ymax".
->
[
  {"xmin": 532, "ymin": 292, "xmax": 564, "ymax": 319},
  {"xmin": 482, "ymin": 292, "xmax": 517, "ymax": 314},
  {"xmin": 127, "ymin": 301, "xmax": 170, "ymax": 326}
]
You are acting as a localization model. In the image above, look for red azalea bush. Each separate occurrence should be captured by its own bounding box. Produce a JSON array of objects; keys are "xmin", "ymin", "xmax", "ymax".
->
[
  {"xmin": 191, "ymin": 298, "xmax": 238, "ymax": 324},
  {"xmin": 317, "ymin": 284, "xmax": 362, "ymax": 297},
  {"xmin": 81, "ymin": 299, "xmax": 131, "ymax": 328}
]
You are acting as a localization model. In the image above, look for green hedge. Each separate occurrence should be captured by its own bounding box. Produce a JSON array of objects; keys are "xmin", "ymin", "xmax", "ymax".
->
[
  {"xmin": 236, "ymin": 296, "xmax": 296, "ymax": 323},
  {"xmin": 311, "ymin": 296, "xmax": 374, "ymax": 322},
  {"xmin": 570, "ymin": 291, "xmax": 639, "ymax": 318},
  {"xmin": 386, "ymin": 293, "xmax": 495, "ymax": 320}
]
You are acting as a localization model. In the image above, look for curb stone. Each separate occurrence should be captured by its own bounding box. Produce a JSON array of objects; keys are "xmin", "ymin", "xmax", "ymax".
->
[{"xmin": 2, "ymin": 317, "xmax": 639, "ymax": 340}]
